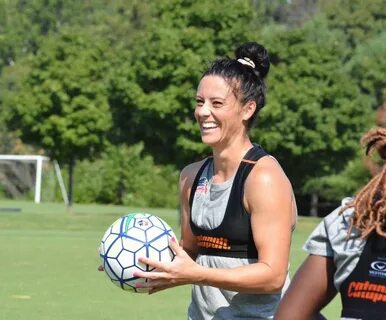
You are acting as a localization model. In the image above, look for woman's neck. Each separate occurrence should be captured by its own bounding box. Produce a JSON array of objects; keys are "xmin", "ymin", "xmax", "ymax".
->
[{"xmin": 211, "ymin": 139, "xmax": 253, "ymax": 183}]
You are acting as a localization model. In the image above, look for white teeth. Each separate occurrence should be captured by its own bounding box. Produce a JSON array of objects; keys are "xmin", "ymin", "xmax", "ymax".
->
[{"xmin": 202, "ymin": 122, "xmax": 218, "ymax": 129}]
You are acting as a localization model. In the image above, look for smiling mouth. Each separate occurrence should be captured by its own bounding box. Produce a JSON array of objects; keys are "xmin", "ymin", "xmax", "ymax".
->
[{"xmin": 201, "ymin": 122, "xmax": 219, "ymax": 130}]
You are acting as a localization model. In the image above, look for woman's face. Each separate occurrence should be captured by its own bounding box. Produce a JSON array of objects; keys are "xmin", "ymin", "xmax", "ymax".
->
[{"xmin": 195, "ymin": 75, "xmax": 248, "ymax": 148}]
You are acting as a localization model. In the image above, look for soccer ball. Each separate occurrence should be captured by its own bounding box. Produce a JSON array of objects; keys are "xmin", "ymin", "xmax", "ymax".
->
[{"xmin": 99, "ymin": 213, "xmax": 176, "ymax": 293}]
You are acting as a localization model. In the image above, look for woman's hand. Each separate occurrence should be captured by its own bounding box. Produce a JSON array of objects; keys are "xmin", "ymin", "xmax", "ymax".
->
[{"xmin": 133, "ymin": 237, "xmax": 203, "ymax": 294}]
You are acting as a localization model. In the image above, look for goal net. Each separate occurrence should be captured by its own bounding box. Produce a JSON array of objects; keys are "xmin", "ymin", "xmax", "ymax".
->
[{"xmin": 0, "ymin": 155, "xmax": 68, "ymax": 205}]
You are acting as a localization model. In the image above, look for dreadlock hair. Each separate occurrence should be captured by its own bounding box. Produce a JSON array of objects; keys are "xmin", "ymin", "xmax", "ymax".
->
[{"xmin": 345, "ymin": 128, "xmax": 386, "ymax": 239}]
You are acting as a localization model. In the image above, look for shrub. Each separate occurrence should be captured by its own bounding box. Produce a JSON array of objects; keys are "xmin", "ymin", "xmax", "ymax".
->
[{"xmin": 72, "ymin": 143, "xmax": 179, "ymax": 208}]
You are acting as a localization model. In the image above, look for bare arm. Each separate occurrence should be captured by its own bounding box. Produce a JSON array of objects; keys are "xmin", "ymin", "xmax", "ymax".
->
[
  {"xmin": 274, "ymin": 255, "xmax": 337, "ymax": 320},
  {"xmin": 179, "ymin": 162, "xmax": 201, "ymax": 260},
  {"xmin": 195, "ymin": 157, "xmax": 294, "ymax": 293}
]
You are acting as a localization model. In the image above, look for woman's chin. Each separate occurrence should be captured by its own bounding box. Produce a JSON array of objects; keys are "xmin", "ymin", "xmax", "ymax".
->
[{"xmin": 201, "ymin": 136, "xmax": 220, "ymax": 147}]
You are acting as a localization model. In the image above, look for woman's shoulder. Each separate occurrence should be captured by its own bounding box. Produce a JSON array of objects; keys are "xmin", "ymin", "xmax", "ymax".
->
[
  {"xmin": 320, "ymin": 197, "xmax": 364, "ymax": 243},
  {"xmin": 180, "ymin": 159, "xmax": 208, "ymax": 180},
  {"xmin": 179, "ymin": 158, "xmax": 210, "ymax": 193},
  {"xmin": 246, "ymin": 154, "xmax": 291, "ymax": 189},
  {"xmin": 323, "ymin": 197, "xmax": 354, "ymax": 229},
  {"xmin": 303, "ymin": 197, "xmax": 358, "ymax": 257}
]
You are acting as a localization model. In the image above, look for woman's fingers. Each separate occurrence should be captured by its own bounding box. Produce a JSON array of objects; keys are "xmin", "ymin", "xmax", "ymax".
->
[
  {"xmin": 169, "ymin": 236, "xmax": 183, "ymax": 255},
  {"xmin": 148, "ymin": 283, "xmax": 175, "ymax": 294},
  {"xmin": 138, "ymin": 257, "xmax": 165, "ymax": 270},
  {"xmin": 134, "ymin": 270, "xmax": 168, "ymax": 280}
]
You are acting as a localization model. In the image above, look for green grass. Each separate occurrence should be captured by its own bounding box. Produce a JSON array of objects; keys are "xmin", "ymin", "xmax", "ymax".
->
[{"xmin": 0, "ymin": 200, "xmax": 340, "ymax": 319}]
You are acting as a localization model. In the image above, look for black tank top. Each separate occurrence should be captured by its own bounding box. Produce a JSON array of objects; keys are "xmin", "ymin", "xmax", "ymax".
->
[
  {"xmin": 189, "ymin": 144, "xmax": 268, "ymax": 258},
  {"xmin": 340, "ymin": 232, "xmax": 386, "ymax": 319}
]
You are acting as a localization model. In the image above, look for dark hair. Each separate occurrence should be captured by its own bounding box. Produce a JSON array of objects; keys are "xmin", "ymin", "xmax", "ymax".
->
[
  {"xmin": 345, "ymin": 128, "xmax": 386, "ymax": 239},
  {"xmin": 202, "ymin": 41, "xmax": 270, "ymax": 129}
]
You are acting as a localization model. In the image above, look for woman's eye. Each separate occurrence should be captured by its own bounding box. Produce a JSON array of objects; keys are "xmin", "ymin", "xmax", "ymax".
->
[
  {"xmin": 212, "ymin": 102, "xmax": 223, "ymax": 108},
  {"xmin": 196, "ymin": 99, "xmax": 204, "ymax": 107}
]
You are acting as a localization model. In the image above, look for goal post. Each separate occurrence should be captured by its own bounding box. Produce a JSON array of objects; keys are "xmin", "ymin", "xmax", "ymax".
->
[{"xmin": 0, "ymin": 155, "xmax": 69, "ymax": 205}]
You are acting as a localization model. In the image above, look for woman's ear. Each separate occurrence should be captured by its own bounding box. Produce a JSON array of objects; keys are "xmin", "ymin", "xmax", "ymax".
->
[{"xmin": 242, "ymin": 101, "xmax": 257, "ymax": 121}]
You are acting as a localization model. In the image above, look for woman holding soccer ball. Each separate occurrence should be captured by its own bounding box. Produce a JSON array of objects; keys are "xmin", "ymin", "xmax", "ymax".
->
[{"xmin": 134, "ymin": 41, "xmax": 297, "ymax": 319}]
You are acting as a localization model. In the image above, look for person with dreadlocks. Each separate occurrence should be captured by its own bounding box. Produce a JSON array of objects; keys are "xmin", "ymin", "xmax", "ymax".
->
[{"xmin": 275, "ymin": 127, "xmax": 386, "ymax": 320}]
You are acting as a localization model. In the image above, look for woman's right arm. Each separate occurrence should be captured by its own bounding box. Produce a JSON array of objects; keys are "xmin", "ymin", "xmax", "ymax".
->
[
  {"xmin": 274, "ymin": 254, "xmax": 337, "ymax": 320},
  {"xmin": 179, "ymin": 162, "xmax": 202, "ymax": 260}
]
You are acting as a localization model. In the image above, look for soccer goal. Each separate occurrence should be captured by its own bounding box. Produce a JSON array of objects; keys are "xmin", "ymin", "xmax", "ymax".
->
[{"xmin": 0, "ymin": 155, "xmax": 69, "ymax": 205}]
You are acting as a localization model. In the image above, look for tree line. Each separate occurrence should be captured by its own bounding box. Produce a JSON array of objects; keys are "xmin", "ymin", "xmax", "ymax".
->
[{"xmin": 0, "ymin": 0, "xmax": 385, "ymax": 214}]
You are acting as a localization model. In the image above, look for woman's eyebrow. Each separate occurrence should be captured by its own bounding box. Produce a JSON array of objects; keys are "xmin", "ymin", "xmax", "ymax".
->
[{"xmin": 195, "ymin": 95, "xmax": 226, "ymax": 101}]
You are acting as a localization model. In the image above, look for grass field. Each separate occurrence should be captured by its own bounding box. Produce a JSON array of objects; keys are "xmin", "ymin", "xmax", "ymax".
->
[{"xmin": 0, "ymin": 200, "xmax": 340, "ymax": 319}]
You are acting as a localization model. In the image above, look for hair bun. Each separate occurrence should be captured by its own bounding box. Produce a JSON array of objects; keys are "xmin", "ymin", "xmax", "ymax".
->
[{"xmin": 235, "ymin": 42, "xmax": 270, "ymax": 78}]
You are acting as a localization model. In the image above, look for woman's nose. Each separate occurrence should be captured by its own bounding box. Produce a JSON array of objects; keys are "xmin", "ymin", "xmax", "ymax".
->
[{"xmin": 196, "ymin": 102, "xmax": 211, "ymax": 117}]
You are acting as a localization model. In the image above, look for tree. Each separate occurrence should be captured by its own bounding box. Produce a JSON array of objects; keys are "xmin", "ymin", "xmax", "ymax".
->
[
  {"xmin": 106, "ymin": 0, "xmax": 257, "ymax": 166},
  {"xmin": 1, "ymin": 0, "xmax": 384, "ymax": 211},
  {"xmin": 8, "ymin": 30, "xmax": 112, "ymax": 205},
  {"xmin": 346, "ymin": 32, "xmax": 386, "ymax": 106},
  {"xmin": 308, "ymin": 101, "xmax": 386, "ymax": 204},
  {"xmin": 320, "ymin": 0, "xmax": 386, "ymax": 52},
  {"xmin": 252, "ymin": 19, "xmax": 374, "ymax": 213},
  {"xmin": 0, "ymin": 0, "xmax": 142, "ymax": 71}
]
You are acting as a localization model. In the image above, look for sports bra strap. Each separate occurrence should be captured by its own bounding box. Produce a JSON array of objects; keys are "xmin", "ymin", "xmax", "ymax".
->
[{"xmin": 189, "ymin": 157, "xmax": 212, "ymax": 210}]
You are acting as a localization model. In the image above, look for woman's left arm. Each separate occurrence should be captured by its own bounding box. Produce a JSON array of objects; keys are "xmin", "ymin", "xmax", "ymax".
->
[
  {"xmin": 190, "ymin": 156, "xmax": 294, "ymax": 293},
  {"xmin": 242, "ymin": 156, "xmax": 295, "ymax": 291}
]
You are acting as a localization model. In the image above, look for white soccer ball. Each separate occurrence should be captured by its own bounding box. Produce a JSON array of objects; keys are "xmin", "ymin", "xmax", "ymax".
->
[{"xmin": 99, "ymin": 213, "xmax": 176, "ymax": 293}]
